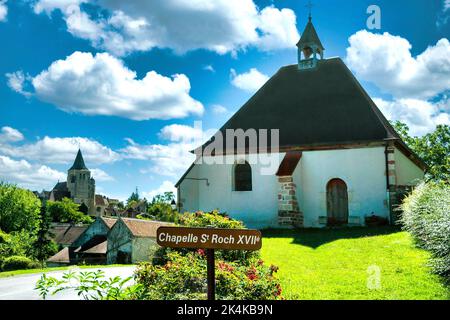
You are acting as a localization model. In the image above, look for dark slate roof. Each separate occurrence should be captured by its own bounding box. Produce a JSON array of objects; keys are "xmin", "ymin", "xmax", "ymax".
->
[
  {"xmin": 50, "ymin": 182, "xmax": 71, "ymax": 201},
  {"xmin": 69, "ymin": 149, "xmax": 88, "ymax": 170},
  {"xmin": 198, "ymin": 58, "xmax": 399, "ymax": 154},
  {"xmin": 297, "ymin": 18, "xmax": 324, "ymax": 50}
]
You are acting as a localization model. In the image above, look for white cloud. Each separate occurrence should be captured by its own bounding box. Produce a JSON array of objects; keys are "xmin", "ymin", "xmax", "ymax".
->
[
  {"xmin": 346, "ymin": 30, "xmax": 450, "ymax": 99},
  {"xmin": 10, "ymin": 51, "xmax": 204, "ymax": 120},
  {"xmin": 0, "ymin": 1, "xmax": 7, "ymax": 22},
  {"xmin": 143, "ymin": 180, "xmax": 177, "ymax": 201},
  {"xmin": 0, "ymin": 127, "xmax": 24, "ymax": 143},
  {"xmin": 211, "ymin": 104, "xmax": 228, "ymax": 115},
  {"xmin": 31, "ymin": 0, "xmax": 299, "ymax": 56},
  {"xmin": 375, "ymin": 97, "xmax": 450, "ymax": 136},
  {"xmin": 445, "ymin": 0, "xmax": 450, "ymax": 11},
  {"xmin": 91, "ymin": 168, "xmax": 114, "ymax": 182},
  {"xmin": 230, "ymin": 68, "xmax": 269, "ymax": 92},
  {"xmin": 0, "ymin": 134, "xmax": 120, "ymax": 165},
  {"xmin": 0, "ymin": 155, "xmax": 66, "ymax": 190},
  {"xmin": 203, "ymin": 65, "xmax": 215, "ymax": 73},
  {"xmin": 120, "ymin": 123, "xmax": 210, "ymax": 177},
  {"xmin": 5, "ymin": 71, "xmax": 32, "ymax": 97},
  {"xmin": 158, "ymin": 124, "xmax": 203, "ymax": 143}
]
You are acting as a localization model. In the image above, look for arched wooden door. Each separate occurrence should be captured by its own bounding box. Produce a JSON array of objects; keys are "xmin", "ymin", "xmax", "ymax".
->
[{"xmin": 326, "ymin": 179, "xmax": 349, "ymax": 225}]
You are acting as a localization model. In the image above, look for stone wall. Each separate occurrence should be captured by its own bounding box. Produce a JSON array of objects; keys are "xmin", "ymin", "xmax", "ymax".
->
[{"xmin": 278, "ymin": 176, "xmax": 303, "ymax": 227}]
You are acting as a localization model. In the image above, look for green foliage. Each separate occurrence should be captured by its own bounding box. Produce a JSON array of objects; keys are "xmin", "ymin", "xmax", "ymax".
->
[
  {"xmin": 33, "ymin": 207, "xmax": 58, "ymax": 262},
  {"xmin": 137, "ymin": 192, "xmax": 178, "ymax": 223},
  {"xmin": 392, "ymin": 121, "xmax": 450, "ymax": 182},
  {"xmin": 46, "ymin": 198, "xmax": 93, "ymax": 224},
  {"xmin": 151, "ymin": 192, "xmax": 175, "ymax": 204},
  {"xmin": 0, "ymin": 182, "xmax": 41, "ymax": 234},
  {"xmin": 126, "ymin": 188, "xmax": 140, "ymax": 207},
  {"xmin": 35, "ymin": 270, "xmax": 144, "ymax": 300},
  {"xmin": 401, "ymin": 182, "xmax": 450, "ymax": 280},
  {"xmin": 135, "ymin": 251, "xmax": 282, "ymax": 300},
  {"xmin": 0, "ymin": 229, "xmax": 35, "ymax": 259},
  {"xmin": 2, "ymin": 256, "xmax": 40, "ymax": 272}
]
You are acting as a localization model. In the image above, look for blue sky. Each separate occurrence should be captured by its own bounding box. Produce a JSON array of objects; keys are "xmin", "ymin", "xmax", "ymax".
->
[{"xmin": 0, "ymin": 0, "xmax": 449, "ymax": 201}]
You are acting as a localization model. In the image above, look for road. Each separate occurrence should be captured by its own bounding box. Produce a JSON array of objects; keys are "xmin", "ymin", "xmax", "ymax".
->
[{"xmin": 0, "ymin": 266, "xmax": 136, "ymax": 300}]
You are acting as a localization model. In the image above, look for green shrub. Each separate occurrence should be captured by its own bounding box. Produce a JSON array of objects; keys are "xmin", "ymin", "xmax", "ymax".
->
[
  {"xmin": 135, "ymin": 251, "xmax": 282, "ymax": 300},
  {"xmin": 2, "ymin": 255, "xmax": 40, "ymax": 271},
  {"xmin": 401, "ymin": 182, "xmax": 450, "ymax": 279}
]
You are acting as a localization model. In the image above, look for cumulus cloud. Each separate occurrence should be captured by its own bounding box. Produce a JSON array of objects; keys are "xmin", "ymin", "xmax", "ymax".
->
[
  {"xmin": 143, "ymin": 180, "xmax": 177, "ymax": 201},
  {"xmin": 374, "ymin": 97, "xmax": 450, "ymax": 136},
  {"xmin": 0, "ymin": 134, "xmax": 120, "ymax": 165},
  {"xmin": 230, "ymin": 68, "xmax": 269, "ymax": 92},
  {"xmin": 346, "ymin": 30, "xmax": 450, "ymax": 99},
  {"xmin": 31, "ymin": 0, "xmax": 299, "ymax": 56},
  {"xmin": 0, "ymin": 1, "xmax": 7, "ymax": 22},
  {"xmin": 158, "ymin": 124, "xmax": 203, "ymax": 143},
  {"xmin": 0, "ymin": 155, "xmax": 66, "ymax": 190},
  {"xmin": 120, "ymin": 123, "xmax": 213, "ymax": 177},
  {"xmin": 5, "ymin": 71, "xmax": 32, "ymax": 97},
  {"xmin": 211, "ymin": 104, "xmax": 228, "ymax": 115},
  {"xmin": 9, "ymin": 51, "xmax": 204, "ymax": 120},
  {"xmin": 203, "ymin": 65, "xmax": 215, "ymax": 73},
  {"xmin": 91, "ymin": 168, "xmax": 114, "ymax": 182},
  {"xmin": 0, "ymin": 127, "xmax": 24, "ymax": 143}
]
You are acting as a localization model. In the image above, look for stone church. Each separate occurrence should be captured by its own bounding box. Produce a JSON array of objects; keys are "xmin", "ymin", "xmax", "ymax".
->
[
  {"xmin": 49, "ymin": 149, "xmax": 96, "ymax": 216},
  {"xmin": 176, "ymin": 16, "xmax": 426, "ymax": 229}
]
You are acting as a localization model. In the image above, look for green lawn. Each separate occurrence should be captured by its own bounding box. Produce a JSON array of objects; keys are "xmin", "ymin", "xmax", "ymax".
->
[
  {"xmin": 0, "ymin": 264, "xmax": 133, "ymax": 279},
  {"xmin": 261, "ymin": 227, "xmax": 449, "ymax": 300}
]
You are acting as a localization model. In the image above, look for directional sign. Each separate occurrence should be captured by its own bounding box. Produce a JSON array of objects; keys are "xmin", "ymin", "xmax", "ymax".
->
[{"xmin": 156, "ymin": 226, "xmax": 262, "ymax": 251}]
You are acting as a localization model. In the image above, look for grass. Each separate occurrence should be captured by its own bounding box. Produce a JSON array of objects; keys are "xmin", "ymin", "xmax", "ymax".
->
[
  {"xmin": 0, "ymin": 264, "xmax": 133, "ymax": 279},
  {"xmin": 261, "ymin": 226, "xmax": 450, "ymax": 300}
]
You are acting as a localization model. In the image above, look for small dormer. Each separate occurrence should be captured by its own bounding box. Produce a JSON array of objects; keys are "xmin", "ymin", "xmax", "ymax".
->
[{"xmin": 296, "ymin": 16, "xmax": 325, "ymax": 70}]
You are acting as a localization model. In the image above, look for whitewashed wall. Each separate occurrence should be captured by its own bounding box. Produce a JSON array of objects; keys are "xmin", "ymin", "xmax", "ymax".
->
[
  {"xmin": 179, "ymin": 153, "xmax": 283, "ymax": 229},
  {"xmin": 394, "ymin": 148, "xmax": 424, "ymax": 186},
  {"xmin": 293, "ymin": 147, "xmax": 389, "ymax": 227},
  {"xmin": 179, "ymin": 146, "xmax": 423, "ymax": 229}
]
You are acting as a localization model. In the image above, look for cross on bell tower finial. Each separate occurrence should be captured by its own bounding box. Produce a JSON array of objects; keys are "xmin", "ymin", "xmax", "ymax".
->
[{"xmin": 306, "ymin": 0, "xmax": 314, "ymax": 21}]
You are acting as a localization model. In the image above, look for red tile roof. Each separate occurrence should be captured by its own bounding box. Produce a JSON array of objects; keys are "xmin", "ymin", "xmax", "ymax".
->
[{"xmin": 121, "ymin": 218, "xmax": 173, "ymax": 238}]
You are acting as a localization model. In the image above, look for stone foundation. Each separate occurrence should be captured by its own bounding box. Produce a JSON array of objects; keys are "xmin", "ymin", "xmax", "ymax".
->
[{"xmin": 277, "ymin": 176, "xmax": 303, "ymax": 228}]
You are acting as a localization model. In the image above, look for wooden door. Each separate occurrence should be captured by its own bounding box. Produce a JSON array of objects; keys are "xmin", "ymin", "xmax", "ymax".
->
[{"xmin": 326, "ymin": 179, "xmax": 349, "ymax": 225}]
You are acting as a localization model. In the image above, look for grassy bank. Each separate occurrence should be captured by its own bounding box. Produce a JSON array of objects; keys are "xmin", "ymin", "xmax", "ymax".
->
[{"xmin": 261, "ymin": 227, "xmax": 449, "ymax": 300}]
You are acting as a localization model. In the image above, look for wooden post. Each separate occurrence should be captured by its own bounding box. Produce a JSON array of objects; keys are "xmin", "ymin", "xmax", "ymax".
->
[{"xmin": 207, "ymin": 249, "xmax": 215, "ymax": 300}]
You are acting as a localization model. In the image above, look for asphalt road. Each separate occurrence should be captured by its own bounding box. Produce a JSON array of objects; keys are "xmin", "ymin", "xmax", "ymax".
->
[{"xmin": 0, "ymin": 266, "xmax": 136, "ymax": 300}]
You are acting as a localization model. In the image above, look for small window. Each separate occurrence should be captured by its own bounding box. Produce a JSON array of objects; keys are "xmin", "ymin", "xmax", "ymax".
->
[
  {"xmin": 234, "ymin": 162, "xmax": 252, "ymax": 191},
  {"xmin": 70, "ymin": 175, "xmax": 76, "ymax": 183}
]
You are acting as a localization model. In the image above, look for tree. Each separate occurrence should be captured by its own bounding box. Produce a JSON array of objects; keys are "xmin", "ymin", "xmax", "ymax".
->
[
  {"xmin": 126, "ymin": 188, "xmax": 140, "ymax": 207},
  {"xmin": 151, "ymin": 192, "xmax": 175, "ymax": 205},
  {"xmin": 392, "ymin": 122, "xmax": 450, "ymax": 182},
  {"xmin": 46, "ymin": 198, "xmax": 93, "ymax": 224},
  {"xmin": 33, "ymin": 206, "xmax": 58, "ymax": 262},
  {"xmin": 0, "ymin": 182, "xmax": 41, "ymax": 234}
]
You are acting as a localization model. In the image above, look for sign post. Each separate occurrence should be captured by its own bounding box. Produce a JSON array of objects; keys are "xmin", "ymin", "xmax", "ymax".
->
[{"xmin": 157, "ymin": 226, "xmax": 262, "ymax": 300}]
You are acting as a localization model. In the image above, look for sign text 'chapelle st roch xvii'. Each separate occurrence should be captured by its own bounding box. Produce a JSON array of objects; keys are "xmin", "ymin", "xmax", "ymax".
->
[{"xmin": 156, "ymin": 226, "xmax": 262, "ymax": 251}]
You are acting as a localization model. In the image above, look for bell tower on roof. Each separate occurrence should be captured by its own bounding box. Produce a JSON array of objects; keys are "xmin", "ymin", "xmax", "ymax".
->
[{"xmin": 296, "ymin": 8, "xmax": 325, "ymax": 70}]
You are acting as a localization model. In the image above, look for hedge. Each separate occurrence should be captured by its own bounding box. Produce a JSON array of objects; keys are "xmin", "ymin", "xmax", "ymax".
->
[{"xmin": 401, "ymin": 182, "xmax": 450, "ymax": 280}]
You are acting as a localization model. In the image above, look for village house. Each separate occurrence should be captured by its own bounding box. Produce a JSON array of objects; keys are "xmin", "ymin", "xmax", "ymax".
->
[
  {"xmin": 47, "ymin": 217, "xmax": 172, "ymax": 266},
  {"xmin": 176, "ymin": 16, "xmax": 426, "ymax": 229},
  {"xmin": 107, "ymin": 218, "xmax": 173, "ymax": 264}
]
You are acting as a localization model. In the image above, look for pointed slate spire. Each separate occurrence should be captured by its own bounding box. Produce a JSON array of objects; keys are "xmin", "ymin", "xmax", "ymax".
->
[{"xmin": 69, "ymin": 149, "xmax": 88, "ymax": 170}]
